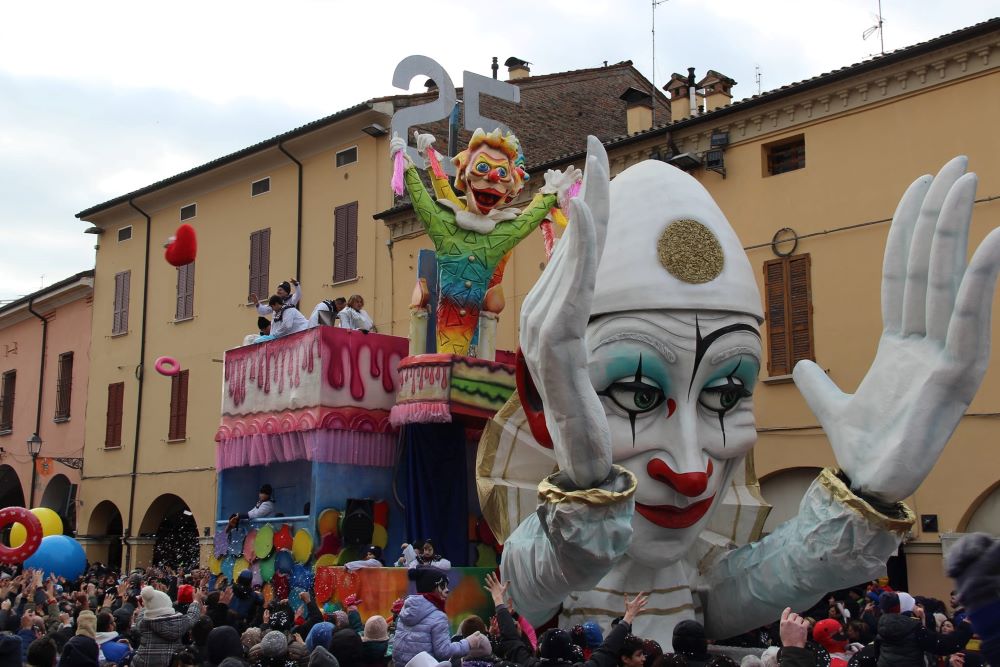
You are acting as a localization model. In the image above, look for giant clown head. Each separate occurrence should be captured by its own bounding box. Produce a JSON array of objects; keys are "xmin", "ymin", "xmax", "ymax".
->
[
  {"xmin": 452, "ymin": 128, "xmax": 527, "ymax": 215},
  {"xmin": 586, "ymin": 160, "xmax": 763, "ymax": 566}
]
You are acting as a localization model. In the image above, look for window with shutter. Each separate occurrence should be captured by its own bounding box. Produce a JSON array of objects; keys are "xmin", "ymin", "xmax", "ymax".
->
[
  {"xmin": 113, "ymin": 271, "xmax": 131, "ymax": 335},
  {"xmin": 333, "ymin": 202, "xmax": 358, "ymax": 282},
  {"xmin": 0, "ymin": 371, "xmax": 15, "ymax": 432},
  {"xmin": 54, "ymin": 352, "xmax": 73, "ymax": 421},
  {"xmin": 105, "ymin": 382, "xmax": 124, "ymax": 449},
  {"xmin": 248, "ymin": 229, "xmax": 271, "ymax": 298},
  {"xmin": 168, "ymin": 370, "xmax": 189, "ymax": 441},
  {"xmin": 763, "ymin": 254, "xmax": 814, "ymax": 376},
  {"xmin": 175, "ymin": 263, "xmax": 195, "ymax": 320}
]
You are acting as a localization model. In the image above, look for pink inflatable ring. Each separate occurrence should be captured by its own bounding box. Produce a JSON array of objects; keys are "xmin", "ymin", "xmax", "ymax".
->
[
  {"xmin": 155, "ymin": 356, "xmax": 180, "ymax": 377},
  {"xmin": 0, "ymin": 507, "xmax": 42, "ymax": 564}
]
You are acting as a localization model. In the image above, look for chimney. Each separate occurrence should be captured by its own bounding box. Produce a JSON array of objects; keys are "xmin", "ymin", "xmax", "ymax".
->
[
  {"xmin": 491, "ymin": 56, "xmax": 499, "ymax": 80},
  {"xmin": 619, "ymin": 87, "xmax": 654, "ymax": 134},
  {"xmin": 504, "ymin": 56, "xmax": 531, "ymax": 80},
  {"xmin": 664, "ymin": 71, "xmax": 704, "ymax": 120},
  {"xmin": 698, "ymin": 70, "xmax": 736, "ymax": 112}
]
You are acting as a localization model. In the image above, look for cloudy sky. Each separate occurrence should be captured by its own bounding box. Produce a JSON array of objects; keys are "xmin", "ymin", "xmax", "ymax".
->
[{"xmin": 0, "ymin": 0, "xmax": 995, "ymax": 302}]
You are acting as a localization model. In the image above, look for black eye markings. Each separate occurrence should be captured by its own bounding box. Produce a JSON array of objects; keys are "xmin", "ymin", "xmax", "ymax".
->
[{"xmin": 597, "ymin": 354, "xmax": 666, "ymax": 445}]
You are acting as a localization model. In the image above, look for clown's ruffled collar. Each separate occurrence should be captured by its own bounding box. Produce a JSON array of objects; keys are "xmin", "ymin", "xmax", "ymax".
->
[{"xmin": 439, "ymin": 197, "xmax": 520, "ymax": 234}]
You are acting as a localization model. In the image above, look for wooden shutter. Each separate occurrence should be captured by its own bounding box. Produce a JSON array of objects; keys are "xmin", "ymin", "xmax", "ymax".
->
[
  {"xmin": 113, "ymin": 271, "xmax": 130, "ymax": 335},
  {"xmin": 105, "ymin": 382, "xmax": 124, "ymax": 448},
  {"xmin": 249, "ymin": 229, "xmax": 271, "ymax": 298},
  {"xmin": 168, "ymin": 369, "xmax": 189, "ymax": 440},
  {"xmin": 764, "ymin": 254, "xmax": 814, "ymax": 376},
  {"xmin": 55, "ymin": 352, "xmax": 73, "ymax": 420},
  {"xmin": 176, "ymin": 263, "xmax": 195, "ymax": 320},
  {"xmin": 334, "ymin": 202, "xmax": 358, "ymax": 282},
  {"xmin": 0, "ymin": 371, "xmax": 15, "ymax": 431}
]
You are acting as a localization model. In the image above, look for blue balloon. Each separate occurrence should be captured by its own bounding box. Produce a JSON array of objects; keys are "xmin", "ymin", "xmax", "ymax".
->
[
  {"xmin": 23, "ymin": 535, "xmax": 86, "ymax": 580},
  {"xmin": 275, "ymin": 549, "xmax": 294, "ymax": 574}
]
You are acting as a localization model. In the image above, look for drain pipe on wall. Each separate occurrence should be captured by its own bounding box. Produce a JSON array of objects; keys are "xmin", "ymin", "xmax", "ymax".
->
[
  {"xmin": 124, "ymin": 199, "xmax": 152, "ymax": 571},
  {"xmin": 26, "ymin": 297, "xmax": 47, "ymax": 506},
  {"xmin": 278, "ymin": 142, "xmax": 304, "ymax": 278}
]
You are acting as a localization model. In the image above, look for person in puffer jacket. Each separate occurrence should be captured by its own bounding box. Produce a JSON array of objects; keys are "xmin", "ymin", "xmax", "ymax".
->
[
  {"xmin": 392, "ymin": 568, "xmax": 489, "ymax": 667},
  {"xmin": 132, "ymin": 585, "xmax": 201, "ymax": 667}
]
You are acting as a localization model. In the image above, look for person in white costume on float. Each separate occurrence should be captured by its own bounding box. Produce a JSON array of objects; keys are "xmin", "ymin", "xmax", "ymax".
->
[{"xmin": 480, "ymin": 137, "xmax": 1000, "ymax": 645}]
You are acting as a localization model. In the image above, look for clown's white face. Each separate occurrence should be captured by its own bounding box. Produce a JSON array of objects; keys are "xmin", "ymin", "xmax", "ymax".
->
[{"xmin": 587, "ymin": 310, "xmax": 761, "ymax": 565}]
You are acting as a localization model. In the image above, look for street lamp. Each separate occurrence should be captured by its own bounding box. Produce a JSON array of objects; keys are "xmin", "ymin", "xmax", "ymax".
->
[{"xmin": 26, "ymin": 433, "xmax": 41, "ymax": 507}]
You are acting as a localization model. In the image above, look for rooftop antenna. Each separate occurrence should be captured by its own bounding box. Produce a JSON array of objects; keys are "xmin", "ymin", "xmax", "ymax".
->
[
  {"xmin": 755, "ymin": 64, "xmax": 762, "ymax": 95},
  {"xmin": 651, "ymin": 0, "xmax": 669, "ymax": 125},
  {"xmin": 862, "ymin": 0, "xmax": 886, "ymax": 56}
]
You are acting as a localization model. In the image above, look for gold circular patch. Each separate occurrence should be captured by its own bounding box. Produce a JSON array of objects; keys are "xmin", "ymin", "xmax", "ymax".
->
[{"xmin": 657, "ymin": 219, "xmax": 724, "ymax": 284}]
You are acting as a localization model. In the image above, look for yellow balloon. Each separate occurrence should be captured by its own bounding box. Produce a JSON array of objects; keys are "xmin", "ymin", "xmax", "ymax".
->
[
  {"xmin": 208, "ymin": 555, "xmax": 222, "ymax": 576},
  {"xmin": 9, "ymin": 508, "xmax": 62, "ymax": 547},
  {"xmin": 292, "ymin": 529, "xmax": 313, "ymax": 564},
  {"xmin": 371, "ymin": 524, "xmax": 388, "ymax": 549},
  {"xmin": 233, "ymin": 557, "xmax": 250, "ymax": 581}
]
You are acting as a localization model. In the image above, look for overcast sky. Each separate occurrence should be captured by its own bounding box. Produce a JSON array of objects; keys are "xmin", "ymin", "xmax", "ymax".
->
[{"xmin": 0, "ymin": 0, "xmax": 995, "ymax": 302}]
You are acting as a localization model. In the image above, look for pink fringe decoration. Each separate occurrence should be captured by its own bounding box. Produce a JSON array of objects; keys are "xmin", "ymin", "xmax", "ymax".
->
[
  {"xmin": 518, "ymin": 615, "xmax": 538, "ymax": 651},
  {"xmin": 541, "ymin": 220, "xmax": 556, "ymax": 261},
  {"xmin": 389, "ymin": 402, "xmax": 453, "ymax": 427},
  {"xmin": 425, "ymin": 149, "xmax": 446, "ymax": 180},
  {"xmin": 391, "ymin": 151, "xmax": 407, "ymax": 196},
  {"xmin": 216, "ymin": 429, "xmax": 398, "ymax": 471}
]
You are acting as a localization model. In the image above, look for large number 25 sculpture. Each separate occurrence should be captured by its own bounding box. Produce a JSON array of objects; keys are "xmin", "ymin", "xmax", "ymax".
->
[{"xmin": 390, "ymin": 55, "xmax": 520, "ymax": 177}]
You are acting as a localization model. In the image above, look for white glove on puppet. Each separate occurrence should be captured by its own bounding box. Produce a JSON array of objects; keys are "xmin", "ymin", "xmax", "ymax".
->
[
  {"xmin": 413, "ymin": 131, "xmax": 436, "ymax": 156},
  {"xmin": 540, "ymin": 166, "xmax": 583, "ymax": 202},
  {"xmin": 389, "ymin": 133, "xmax": 407, "ymax": 159}
]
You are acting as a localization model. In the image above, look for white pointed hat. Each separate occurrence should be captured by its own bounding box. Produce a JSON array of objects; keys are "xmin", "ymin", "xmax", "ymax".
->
[{"xmin": 591, "ymin": 160, "xmax": 763, "ymax": 321}]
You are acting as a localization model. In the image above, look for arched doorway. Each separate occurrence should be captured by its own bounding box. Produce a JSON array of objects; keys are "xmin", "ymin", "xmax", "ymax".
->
[
  {"xmin": 962, "ymin": 481, "xmax": 1000, "ymax": 535},
  {"xmin": 758, "ymin": 467, "xmax": 823, "ymax": 535},
  {"xmin": 0, "ymin": 465, "xmax": 25, "ymax": 508},
  {"xmin": 140, "ymin": 494, "xmax": 199, "ymax": 569},
  {"xmin": 40, "ymin": 474, "xmax": 74, "ymax": 532},
  {"xmin": 87, "ymin": 500, "xmax": 124, "ymax": 572}
]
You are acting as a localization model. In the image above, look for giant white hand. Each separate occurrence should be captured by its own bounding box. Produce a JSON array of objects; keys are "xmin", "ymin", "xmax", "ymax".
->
[
  {"xmin": 794, "ymin": 157, "xmax": 1000, "ymax": 502},
  {"xmin": 520, "ymin": 136, "xmax": 611, "ymax": 489}
]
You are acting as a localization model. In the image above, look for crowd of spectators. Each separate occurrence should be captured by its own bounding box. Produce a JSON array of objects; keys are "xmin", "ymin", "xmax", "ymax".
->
[{"xmin": 0, "ymin": 531, "xmax": 996, "ymax": 667}]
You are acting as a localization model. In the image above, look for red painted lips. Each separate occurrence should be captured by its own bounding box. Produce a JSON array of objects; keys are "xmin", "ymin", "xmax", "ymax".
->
[{"xmin": 636, "ymin": 496, "xmax": 715, "ymax": 529}]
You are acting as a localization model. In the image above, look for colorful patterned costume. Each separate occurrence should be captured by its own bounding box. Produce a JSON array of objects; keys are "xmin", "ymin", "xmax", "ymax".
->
[{"xmin": 403, "ymin": 165, "xmax": 556, "ymax": 354}]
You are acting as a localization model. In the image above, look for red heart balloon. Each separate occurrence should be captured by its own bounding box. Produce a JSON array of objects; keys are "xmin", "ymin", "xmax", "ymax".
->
[{"xmin": 165, "ymin": 224, "xmax": 197, "ymax": 267}]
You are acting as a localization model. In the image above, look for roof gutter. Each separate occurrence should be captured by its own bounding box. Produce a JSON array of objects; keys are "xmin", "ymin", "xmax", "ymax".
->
[
  {"xmin": 277, "ymin": 142, "xmax": 303, "ymax": 278},
  {"xmin": 124, "ymin": 199, "xmax": 152, "ymax": 571}
]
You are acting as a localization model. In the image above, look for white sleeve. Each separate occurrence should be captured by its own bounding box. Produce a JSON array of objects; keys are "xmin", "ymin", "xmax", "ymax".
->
[
  {"xmin": 434, "ymin": 558, "xmax": 451, "ymax": 571},
  {"xmin": 701, "ymin": 468, "xmax": 913, "ymax": 639},
  {"xmin": 289, "ymin": 283, "xmax": 302, "ymax": 307},
  {"xmin": 501, "ymin": 466, "xmax": 636, "ymax": 627},
  {"xmin": 256, "ymin": 303, "xmax": 273, "ymax": 317},
  {"xmin": 290, "ymin": 309, "xmax": 309, "ymax": 334},
  {"xmin": 307, "ymin": 304, "xmax": 324, "ymax": 328},
  {"xmin": 359, "ymin": 310, "xmax": 374, "ymax": 330},
  {"xmin": 247, "ymin": 500, "xmax": 274, "ymax": 520},
  {"xmin": 402, "ymin": 544, "xmax": 417, "ymax": 567}
]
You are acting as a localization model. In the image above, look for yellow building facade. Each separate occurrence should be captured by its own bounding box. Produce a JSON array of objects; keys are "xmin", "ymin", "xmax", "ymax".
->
[{"xmin": 77, "ymin": 19, "xmax": 999, "ymax": 604}]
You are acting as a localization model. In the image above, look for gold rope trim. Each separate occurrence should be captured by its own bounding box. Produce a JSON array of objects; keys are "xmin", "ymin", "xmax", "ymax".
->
[
  {"xmin": 561, "ymin": 603, "xmax": 697, "ymax": 618},
  {"xmin": 538, "ymin": 465, "xmax": 637, "ymax": 506},
  {"xmin": 588, "ymin": 584, "xmax": 690, "ymax": 596},
  {"xmin": 817, "ymin": 468, "xmax": 915, "ymax": 534}
]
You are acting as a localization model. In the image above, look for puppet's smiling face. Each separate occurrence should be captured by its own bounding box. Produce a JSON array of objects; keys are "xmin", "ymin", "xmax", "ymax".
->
[
  {"xmin": 464, "ymin": 144, "xmax": 515, "ymax": 214},
  {"xmin": 587, "ymin": 310, "xmax": 761, "ymax": 565}
]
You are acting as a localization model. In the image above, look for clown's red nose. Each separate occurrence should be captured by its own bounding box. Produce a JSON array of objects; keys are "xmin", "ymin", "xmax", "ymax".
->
[
  {"xmin": 647, "ymin": 458, "xmax": 713, "ymax": 497},
  {"xmin": 487, "ymin": 169, "xmax": 501, "ymax": 182}
]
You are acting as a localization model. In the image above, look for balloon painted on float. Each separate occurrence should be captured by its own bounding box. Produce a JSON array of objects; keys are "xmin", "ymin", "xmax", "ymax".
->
[{"xmin": 23, "ymin": 535, "xmax": 86, "ymax": 579}]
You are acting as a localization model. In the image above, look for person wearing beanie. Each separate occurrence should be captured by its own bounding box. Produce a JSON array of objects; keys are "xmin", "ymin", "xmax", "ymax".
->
[
  {"xmin": 230, "ymin": 570, "xmax": 264, "ymax": 629},
  {"xmin": 242, "ymin": 627, "xmax": 264, "ymax": 652},
  {"xmin": 61, "ymin": 633, "xmax": 100, "ymax": 667},
  {"xmin": 95, "ymin": 610, "xmax": 132, "ymax": 666},
  {"xmin": 132, "ymin": 585, "xmax": 201, "ymax": 667},
  {"xmin": 361, "ymin": 615, "xmax": 390, "ymax": 667},
  {"xmin": 391, "ymin": 568, "xmax": 476, "ymax": 667},
  {"xmin": 310, "ymin": 645, "xmax": 341, "ymax": 667},
  {"xmin": 306, "ymin": 622, "xmax": 335, "ymax": 652},
  {"xmin": 331, "ymin": 628, "xmax": 364, "ymax": 667},
  {"xmin": 0, "ymin": 633, "xmax": 25, "ymax": 666},
  {"xmin": 176, "ymin": 584, "xmax": 195, "ymax": 607},
  {"xmin": 810, "ymin": 619, "xmax": 850, "ymax": 667},
  {"xmin": 672, "ymin": 620, "xmax": 710, "ymax": 667},
  {"xmin": 76, "ymin": 610, "xmax": 97, "ymax": 640},
  {"xmin": 207, "ymin": 626, "xmax": 245, "ymax": 667},
  {"xmin": 484, "ymin": 572, "xmax": 645, "ymax": 667}
]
